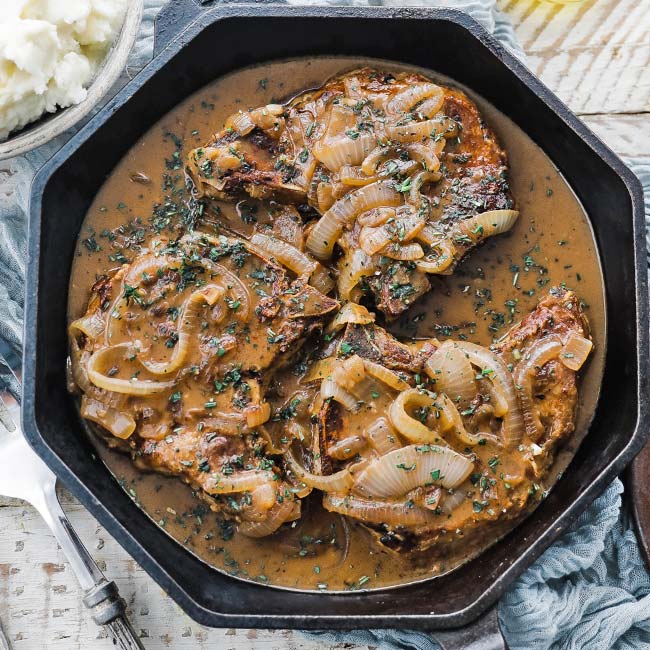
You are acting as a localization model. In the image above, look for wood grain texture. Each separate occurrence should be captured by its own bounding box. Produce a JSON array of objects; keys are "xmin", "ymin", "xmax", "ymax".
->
[
  {"xmin": 497, "ymin": 0, "xmax": 650, "ymax": 115},
  {"xmin": 581, "ymin": 114, "xmax": 650, "ymax": 159},
  {"xmin": 2, "ymin": 1, "xmax": 649, "ymax": 648},
  {"xmin": 0, "ymin": 492, "xmax": 330, "ymax": 649}
]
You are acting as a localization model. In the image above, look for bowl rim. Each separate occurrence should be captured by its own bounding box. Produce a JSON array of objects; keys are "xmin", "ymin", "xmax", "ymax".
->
[{"xmin": 0, "ymin": 0, "xmax": 144, "ymax": 161}]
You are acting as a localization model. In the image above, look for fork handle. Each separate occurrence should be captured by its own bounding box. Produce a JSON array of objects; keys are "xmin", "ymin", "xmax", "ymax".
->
[
  {"xmin": 84, "ymin": 581, "xmax": 144, "ymax": 650},
  {"xmin": 35, "ymin": 487, "xmax": 144, "ymax": 649}
]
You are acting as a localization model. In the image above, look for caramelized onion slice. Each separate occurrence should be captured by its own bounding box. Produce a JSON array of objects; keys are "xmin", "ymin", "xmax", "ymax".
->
[
  {"xmin": 435, "ymin": 393, "xmax": 485, "ymax": 447},
  {"xmin": 363, "ymin": 359, "xmax": 410, "ymax": 391},
  {"xmin": 310, "ymin": 264, "xmax": 336, "ymax": 295},
  {"xmin": 245, "ymin": 401, "xmax": 271, "ymax": 428},
  {"xmin": 385, "ymin": 116, "xmax": 458, "ymax": 143},
  {"xmin": 460, "ymin": 210, "xmax": 519, "ymax": 240},
  {"xmin": 174, "ymin": 242, "xmax": 252, "ymax": 322},
  {"xmin": 339, "ymin": 165, "xmax": 378, "ymax": 187},
  {"xmin": 323, "ymin": 493, "xmax": 436, "ymax": 527},
  {"xmin": 313, "ymin": 132, "xmax": 376, "ymax": 173},
  {"xmin": 249, "ymin": 104, "xmax": 284, "ymax": 130},
  {"xmin": 321, "ymin": 378, "xmax": 359, "ymax": 412},
  {"xmin": 201, "ymin": 412, "xmax": 248, "ymax": 436},
  {"xmin": 80, "ymin": 396, "xmax": 136, "ymax": 439},
  {"xmin": 325, "ymin": 302, "xmax": 375, "ymax": 334},
  {"xmin": 306, "ymin": 181, "xmax": 403, "ymax": 259},
  {"xmin": 284, "ymin": 448, "xmax": 354, "ymax": 493},
  {"xmin": 425, "ymin": 342, "xmax": 476, "ymax": 406},
  {"xmin": 68, "ymin": 342, "xmax": 93, "ymax": 395},
  {"xmin": 176, "ymin": 239, "xmax": 252, "ymax": 321},
  {"xmin": 239, "ymin": 496, "xmax": 300, "ymax": 538},
  {"xmin": 416, "ymin": 95, "xmax": 446, "ymax": 119},
  {"xmin": 439, "ymin": 488, "xmax": 468, "ymax": 514},
  {"xmin": 353, "ymin": 444, "xmax": 473, "ymax": 499},
  {"xmin": 250, "ymin": 232, "xmax": 317, "ymax": 277},
  {"xmin": 225, "ymin": 110, "xmax": 255, "ymax": 136},
  {"xmin": 409, "ymin": 170, "xmax": 442, "ymax": 208},
  {"xmin": 416, "ymin": 240, "xmax": 456, "ymax": 274},
  {"xmin": 242, "ymin": 483, "xmax": 277, "ymax": 522},
  {"xmin": 514, "ymin": 336, "xmax": 563, "ymax": 441},
  {"xmin": 455, "ymin": 342, "xmax": 524, "ymax": 448},
  {"xmin": 328, "ymin": 435, "xmax": 367, "ymax": 461},
  {"xmin": 359, "ymin": 224, "xmax": 393, "ymax": 256},
  {"xmin": 305, "ymin": 208, "xmax": 344, "ymax": 260},
  {"xmin": 206, "ymin": 469, "xmax": 274, "ymax": 495},
  {"xmin": 332, "ymin": 355, "xmax": 366, "ymax": 392},
  {"xmin": 69, "ymin": 312, "xmax": 106, "ymax": 341},
  {"xmin": 357, "ymin": 207, "xmax": 396, "ymax": 228},
  {"xmin": 207, "ymin": 260, "xmax": 251, "ymax": 322},
  {"xmin": 388, "ymin": 388, "xmax": 445, "ymax": 444},
  {"xmin": 417, "ymin": 224, "xmax": 443, "ymax": 246},
  {"xmin": 559, "ymin": 332, "xmax": 593, "ymax": 371},
  {"xmin": 387, "ymin": 83, "xmax": 443, "ymax": 116},
  {"xmin": 364, "ymin": 417, "xmax": 402, "ymax": 455},
  {"xmin": 315, "ymin": 179, "xmax": 336, "ymax": 213},
  {"xmin": 406, "ymin": 143, "xmax": 441, "ymax": 172},
  {"xmin": 361, "ymin": 145, "xmax": 393, "ymax": 176},
  {"xmin": 141, "ymin": 284, "xmax": 224, "ymax": 376},
  {"xmin": 337, "ymin": 248, "xmax": 374, "ymax": 300},
  {"xmin": 87, "ymin": 344, "xmax": 176, "ymax": 395},
  {"xmin": 380, "ymin": 242, "xmax": 424, "ymax": 261},
  {"xmin": 121, "ymin": 253, "xmax": 174, "ymax": 288},
  {"xmin": 409, "ymin": 486, "xmax": 441, "ymax": 511}
]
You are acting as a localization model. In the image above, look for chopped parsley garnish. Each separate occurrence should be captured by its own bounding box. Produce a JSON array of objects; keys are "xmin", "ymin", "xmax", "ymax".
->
[{"xmin": 123, "ymin": 284, "xmax": 145, "ymax": 307}]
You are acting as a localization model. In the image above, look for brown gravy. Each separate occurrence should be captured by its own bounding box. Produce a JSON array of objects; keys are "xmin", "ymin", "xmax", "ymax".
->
[{"xmin": 68, "ymin": 57, "xmax": 606, "ymax": 592}]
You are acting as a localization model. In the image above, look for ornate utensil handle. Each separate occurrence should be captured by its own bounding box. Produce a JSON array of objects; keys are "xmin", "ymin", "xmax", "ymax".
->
[
  {"xmin": 0, "ymin": 358, "xmax": 145, "ymax": 650},
  {"xmin": 34, "ymin": 484, "xmax": 145, "ymax": 650}
]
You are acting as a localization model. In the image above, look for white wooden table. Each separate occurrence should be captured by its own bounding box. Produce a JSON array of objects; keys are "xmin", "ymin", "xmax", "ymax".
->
[{"xmin": 1, "ymin": 0, "xmax": 649, "ymax": 647}]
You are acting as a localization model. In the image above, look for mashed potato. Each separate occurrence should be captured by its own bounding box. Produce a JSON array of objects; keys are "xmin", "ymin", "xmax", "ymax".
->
[{"xmin": 0, "ymin": 0, "xmax": 127, "ymax": 141}]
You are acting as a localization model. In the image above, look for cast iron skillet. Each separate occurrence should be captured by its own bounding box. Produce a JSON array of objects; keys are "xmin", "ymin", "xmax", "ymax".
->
[
  {"xmin": 23, "ymin": 3, "xmax": 650, "ymax": 646},
  {"xmin": 630, "ymin": 444, "xmax": 650, "ymax": 569}
]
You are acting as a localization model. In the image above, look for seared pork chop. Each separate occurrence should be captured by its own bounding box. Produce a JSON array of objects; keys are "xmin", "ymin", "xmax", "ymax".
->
[
  {"xmin": 188, "ymin": 68, "xmax": 516, "ymax": 319},
  {"xmin": 69, "ymin": 232, "xmax": 337, "ymax": 534},
  {"xmin": 301, "ymin": 288, "xmax": 591, "ymax": 552}
]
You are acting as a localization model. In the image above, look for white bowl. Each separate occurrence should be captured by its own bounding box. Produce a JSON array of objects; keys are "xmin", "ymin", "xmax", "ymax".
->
[{"xmin": 0, "ymin": 0, "xmax": 144, "ymax": 161}]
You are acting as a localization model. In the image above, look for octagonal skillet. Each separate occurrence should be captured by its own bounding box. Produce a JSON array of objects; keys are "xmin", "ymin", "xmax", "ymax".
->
[{"xmin": 23, "ymin": 3, "xmax": 649, "ymax": 646}]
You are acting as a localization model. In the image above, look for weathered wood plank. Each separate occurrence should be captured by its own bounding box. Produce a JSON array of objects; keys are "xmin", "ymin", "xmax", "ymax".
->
[
  {"xmin": 0, "ymin": 495, "xmax": 341, "ymax": 649},
  {"xmin": 498, "ymin": 0, "xmax": 650, "ymax": 115},
  {"xmin": 581, "ymin": 113, "xmax": 650, "ymax": 159}
]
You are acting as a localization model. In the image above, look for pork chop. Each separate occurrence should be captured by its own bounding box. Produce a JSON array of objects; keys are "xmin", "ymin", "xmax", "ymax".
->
[
  {"xmin": 187, "ymin": 68, "xmax": 516, "ymax": 319},
  {"xmin": 306, "ymin": 287, "xmax": 591, "ymax": 552},
  {"xmin": 69, "ymin": 232, "xmax": 337, "ymax": 534}
]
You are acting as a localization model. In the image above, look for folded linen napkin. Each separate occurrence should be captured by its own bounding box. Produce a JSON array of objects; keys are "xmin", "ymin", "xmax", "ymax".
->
[{"xmin": 0, "ymin": 2, "xmax": 648, "ymax": 649}]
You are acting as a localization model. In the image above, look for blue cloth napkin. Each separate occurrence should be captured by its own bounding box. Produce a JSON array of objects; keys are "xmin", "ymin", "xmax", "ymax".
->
[{"xmin": 0, "ymin": 2, "xmax": 649, "ymax": 649}]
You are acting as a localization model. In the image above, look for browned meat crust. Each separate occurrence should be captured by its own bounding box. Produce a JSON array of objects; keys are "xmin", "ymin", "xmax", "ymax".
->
[
  {"xmin": 433, "ymin": 89, "xmax": 513, "ymax": 229},
  {"xmin": 336, "ymin": 323, "xmax": 425, "ymax": 374},
  {"xmin": 494, "ymin": 286, "xmax": 589, "ymax": 475},
  {"xmin": 187, "ymin": 68, "xmax": 514, "ymax": 320},
  {"xmin": 316, "ymin": 287, "xmax": 590, "ymax": 553},
  {"xmin": 70, "ymin": 233, "xmax": 338, "ymax": 523}
]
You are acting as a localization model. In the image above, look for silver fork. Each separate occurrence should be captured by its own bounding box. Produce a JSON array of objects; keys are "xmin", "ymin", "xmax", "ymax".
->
[{"xmin": 0, "ymin": 377, "xmax": 144, "ymax": 649}]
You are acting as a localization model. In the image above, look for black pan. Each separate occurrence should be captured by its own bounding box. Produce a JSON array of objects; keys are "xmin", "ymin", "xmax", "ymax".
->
[{"xmin": 23, "ymin": 4, "xmax": 649, "ymax": 645}]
